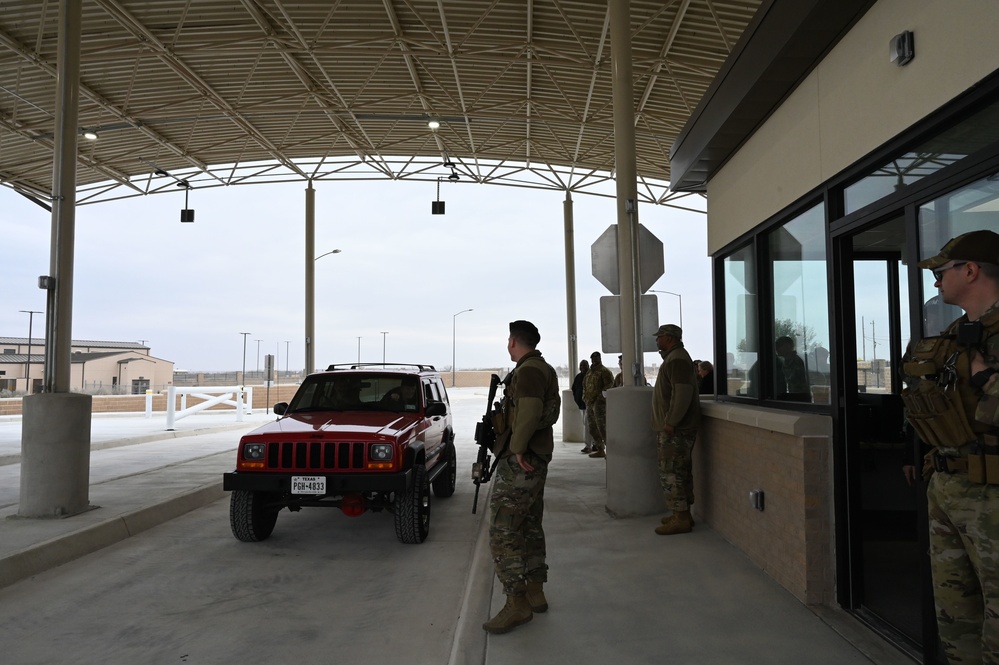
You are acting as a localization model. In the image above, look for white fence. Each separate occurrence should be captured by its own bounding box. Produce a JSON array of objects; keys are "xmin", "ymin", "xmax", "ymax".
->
[{"xmin": 154, "ymin": 385, "xmax": 253, "ymax": 430}]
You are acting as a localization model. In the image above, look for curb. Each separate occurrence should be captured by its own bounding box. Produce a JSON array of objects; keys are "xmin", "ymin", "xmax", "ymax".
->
[
  {"xmin": 448, "ymin": 483, "xmax": 495, "ymax": 665},
  {"xmin": 0, "ymin": 482, "xmax": 225, "ymax": 591}
]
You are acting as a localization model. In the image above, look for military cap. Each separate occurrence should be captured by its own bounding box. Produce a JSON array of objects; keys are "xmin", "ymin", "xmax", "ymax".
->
[
  {"xmin": 917, "ymin": 230, "xmax": 999, "ymax": 269},
  {"xmin": 509, "ymin": 320, "xmax": 541, "ymax": 346},
  {"xmin": 654, "ymin": 324, "xmax": 683, "ymax": 339}
]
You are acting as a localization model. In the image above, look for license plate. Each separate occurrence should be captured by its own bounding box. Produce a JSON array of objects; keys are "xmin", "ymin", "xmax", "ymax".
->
[{"xmin": 291, "ymin": 475, "xmax": 326, "ymax": 495}]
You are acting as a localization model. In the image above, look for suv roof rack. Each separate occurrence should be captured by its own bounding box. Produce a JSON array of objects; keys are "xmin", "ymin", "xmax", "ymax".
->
[{"xmin": 325, "ymin": 362, "xmax": 438, "ymax": 372}]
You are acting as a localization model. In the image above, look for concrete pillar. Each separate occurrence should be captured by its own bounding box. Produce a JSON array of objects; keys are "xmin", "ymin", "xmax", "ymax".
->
[
  {"xmin": 304, "ymin": 182, "xmax": 316, "ymax": 375},
  {"xmin": 563, "ymin": 192, "xmax": 578, "ymax": 374},
  {"xmin": 561, "ymin": 389, "xmax": 584, "ymax": 442},
  {"xmin": 605, "ymin": 387, "xmax": 663, "ymax": 517},
  {"xmin": 19, "ymin": 393, "xmax": 92, "ymax": 517}
]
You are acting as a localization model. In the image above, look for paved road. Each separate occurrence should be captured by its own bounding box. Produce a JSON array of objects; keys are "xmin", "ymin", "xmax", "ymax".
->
[{"xmin": 0, "ymin": 388, "xmax": 494, "ymax": 665}]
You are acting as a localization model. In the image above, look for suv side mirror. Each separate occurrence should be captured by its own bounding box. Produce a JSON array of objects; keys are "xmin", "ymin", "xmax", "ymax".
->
[
  {"xmin": 274, "ymin": 402, "xmax": 289, "ymax": 416},
  {"xmin": 425, "ymin": 401, "xmax": 447, "ymax": 417}
]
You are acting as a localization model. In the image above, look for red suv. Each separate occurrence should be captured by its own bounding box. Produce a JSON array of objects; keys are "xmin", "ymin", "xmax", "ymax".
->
[{"xmin": 223, "ymin": 364, "xmax": 456, "ymax": 544}]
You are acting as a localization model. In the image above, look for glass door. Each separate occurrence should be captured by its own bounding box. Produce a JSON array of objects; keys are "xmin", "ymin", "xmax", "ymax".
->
[{"xmin": 838, "ymin": 214, "xmax": 931, "ymax": 658}]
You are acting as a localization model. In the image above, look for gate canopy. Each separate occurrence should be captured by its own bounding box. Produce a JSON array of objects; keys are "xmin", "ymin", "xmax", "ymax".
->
[{"xmin": 0, "ymin": 0, "xmax": 760, "ymax": 207}]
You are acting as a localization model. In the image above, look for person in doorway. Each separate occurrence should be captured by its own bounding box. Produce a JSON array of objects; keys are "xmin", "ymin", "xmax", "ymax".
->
[
  {"xmin": 904, "ymin": 230, "xmax": 999, "ymax": 664},
  {"xmin": 697, "ymin": 361, "xmax": 714, "ymax": 395},
  {"xmin": 571, "ymin": 359, "xmax": 592, "ymax": 453},
  {"xmin": 651, "ymin": 324, "xmax": 701, "ymax": 536},
  {"xmin": 583, "ymin": 351, "xmax": 614, "ymax": 459},
  {"xmin": 483, "ymin": 320, "xmax": 560, "ymax": 635}
]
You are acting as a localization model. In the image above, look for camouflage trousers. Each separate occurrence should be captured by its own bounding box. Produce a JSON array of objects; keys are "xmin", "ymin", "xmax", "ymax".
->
[
  {"xmin": 586, "ymin": 399, "xmax": 607, "ymax": 450},
  {"xmin": 657, "ymin": 429, "xmax": 697, "ymax": 512},
  {"xmin": 926, "ymin": 471, "xmax": 999, "ymax": 664},
  {"xmin": 488, "ymin": 452, "xmax": 549, "ymax": 596}
]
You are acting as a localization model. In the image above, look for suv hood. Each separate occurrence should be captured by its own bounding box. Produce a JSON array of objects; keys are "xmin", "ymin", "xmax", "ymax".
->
[{"xmin": 246, "ymin": 411, "xmax": 422, "ymax": 439}]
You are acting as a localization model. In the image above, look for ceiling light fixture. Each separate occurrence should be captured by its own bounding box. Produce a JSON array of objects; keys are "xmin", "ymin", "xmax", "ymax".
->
[
  {"xmin": 427, "ymin": 120, "xmax": 440, "ymax": 130},
  {"xmin": 82, "ymin": 130, "xmax": 98, "ymax": 140},
  {"xmin": 448, "ymin": 170, "xmax": 460, "ymax": 182}
]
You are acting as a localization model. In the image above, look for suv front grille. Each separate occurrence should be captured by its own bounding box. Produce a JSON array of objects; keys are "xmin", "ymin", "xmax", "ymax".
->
[{"xmin": 265, "ymin": 441, "xmax": 367, "ymax": 471}]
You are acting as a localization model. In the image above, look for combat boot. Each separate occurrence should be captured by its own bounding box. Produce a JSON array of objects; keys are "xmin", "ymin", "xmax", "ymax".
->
[
  {"xmin": 482, "ymin": 594, "xmax": 533, "ymax": 634},
  {"xmin": 588, "ymin": 449, "xmax": 606, "ymax": 458},
  {"xmin": 526, "ymin": 581, "xmax": 548, "ymax": 613},
  {"xmin": 655, "ymin": 510, "xmax": 693, "ymax": 535},
  {"xmin": 661, "ymin": 513, "xmax": 695, "ymax": 527}
]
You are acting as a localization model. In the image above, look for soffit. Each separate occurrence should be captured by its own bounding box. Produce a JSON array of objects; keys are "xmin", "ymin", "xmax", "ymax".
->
[{"xmin": 0, "ymin": 0, "xmax": 760, "ymax": 208}]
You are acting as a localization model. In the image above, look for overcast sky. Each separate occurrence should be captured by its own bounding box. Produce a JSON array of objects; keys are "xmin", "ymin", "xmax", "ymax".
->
[{"xmin": 1, "ymin": 177, "xmax": 714, "ymax": 374}]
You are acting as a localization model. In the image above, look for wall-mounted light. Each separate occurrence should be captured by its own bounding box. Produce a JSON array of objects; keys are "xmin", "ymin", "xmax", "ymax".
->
[{"xmin": 890, "ymin": 30, "xmax": 914, "ymax": 66}]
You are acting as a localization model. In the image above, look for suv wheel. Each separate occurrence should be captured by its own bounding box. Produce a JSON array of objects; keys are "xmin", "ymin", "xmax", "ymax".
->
[
  {"xmin": 395, "ymin": 463, "xmax": 431, "ymax": 544},
  {"xmin": 431, "ymin": 440, "xmax": 457, "ymax": 498},
  {"xmin": 230, "ymin": 490, "xmax": 279, "ymax": 542}
]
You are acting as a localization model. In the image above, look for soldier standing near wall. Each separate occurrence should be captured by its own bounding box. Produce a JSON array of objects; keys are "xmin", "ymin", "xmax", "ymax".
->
[
  {"xmin": 905, "ymin": 230, "xmax": 999, "ymax": 664},
  {"xmin": 651, "ymin": 324, "xmax": 701, "ymax": 536}
]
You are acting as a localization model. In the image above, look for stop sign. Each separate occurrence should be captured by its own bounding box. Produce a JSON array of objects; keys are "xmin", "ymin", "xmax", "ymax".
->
[{"xmin": 591, "ymin": 224, "xmax": 665, "ymax": 295}]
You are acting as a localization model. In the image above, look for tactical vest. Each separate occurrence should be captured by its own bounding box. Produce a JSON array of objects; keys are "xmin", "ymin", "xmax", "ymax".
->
[{"xmin": 902, "ymin": 307, "xmax": 999, "ymax": 455}]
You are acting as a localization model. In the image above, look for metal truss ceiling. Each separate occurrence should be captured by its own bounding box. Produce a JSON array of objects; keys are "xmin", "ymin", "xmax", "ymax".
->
[{"xmin": 0, "ymin": 0, "xmax": 760, "ymax": 208}]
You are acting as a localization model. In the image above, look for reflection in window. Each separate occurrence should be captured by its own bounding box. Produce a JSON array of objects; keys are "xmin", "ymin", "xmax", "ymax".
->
[
  {"xmin": 919, "ymin": 171, "xmax": 999, "ymax": 269},
  {"xmin": 724, "ymin": 244, "xmax": 757, "ymax": 397},
  {"xmin": 768, "ymin": 204, "xmax": 830, "ymax": 403},
  {"xmin": 845, "ymin": 99, "xmax": 999, "ymax": 214}
]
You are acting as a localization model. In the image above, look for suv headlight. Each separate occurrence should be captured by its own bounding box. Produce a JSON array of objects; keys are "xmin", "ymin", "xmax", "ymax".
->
[
  {"xmin": 370, "ymin": 444, "xmax": 393, "ymax": 462},
  {"xmin": 243, "ymin": 443, "xmax": 266, "ymax": 460}
]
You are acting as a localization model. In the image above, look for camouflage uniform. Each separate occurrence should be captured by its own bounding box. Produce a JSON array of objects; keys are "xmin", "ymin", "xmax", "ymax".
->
[
  {"xmin": 583, "ymin": 362, "xmax": 614, "ymax": 452},
  {"xmin": 652, "ymin": 340, "xmax": 701, "ymax": 511},
  {"xmin": 912, "ymin": 299, "xmax": 999, "ymax": 664},
  {"xmin": 489, "ymin": 349, "xmax": 559, "ymax": 596}
]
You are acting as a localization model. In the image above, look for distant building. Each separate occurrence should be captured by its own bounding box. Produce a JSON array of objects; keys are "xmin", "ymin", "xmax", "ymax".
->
[{"xmin": 0, "ymin": 337, "xmax": 174, "ymax": 395}]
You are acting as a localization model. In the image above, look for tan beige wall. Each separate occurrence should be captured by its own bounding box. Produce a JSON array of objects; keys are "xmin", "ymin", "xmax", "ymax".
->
[
  {"xmin": 70, "ymin": 352, "xmax": 174, "ymax": 392},
  {"xmin": 693, "ymin": 402, "xmax": 834, "ymax": 606},
  {"xmin": 0, "ymin": 373, "xmax": 497, "ymax": 416},
  {"xmin": 708, "ymin": 0, "xmax": 999, "ymax": 253}
]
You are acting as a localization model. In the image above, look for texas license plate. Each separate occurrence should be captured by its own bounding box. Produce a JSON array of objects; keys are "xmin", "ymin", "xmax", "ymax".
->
[{"xmin": 291, "ymin": 475, "xmax": 326, "ymax": 495}]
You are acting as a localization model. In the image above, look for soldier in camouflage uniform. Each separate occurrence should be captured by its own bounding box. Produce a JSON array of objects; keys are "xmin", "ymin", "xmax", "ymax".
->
[
  {"xmin": 483, "ymin": 320, "xmax": 560, "ymax": 635},
  {"xmin": 907, "ymin": 231, "xmax": 999, "ymax": 664},
  {"xmin": 651, "ymin": 324, "xmax": 701, "ymax": 536},
  {"xmin": 583, "ymin": 351, "xmax": 615, "ymax": 458}
]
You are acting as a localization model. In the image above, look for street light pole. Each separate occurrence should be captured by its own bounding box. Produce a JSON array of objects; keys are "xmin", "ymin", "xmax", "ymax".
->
[
  {"xmin": 19, "ymin": 309, "xmax": 42, "ymax": 394},
  {"xmin": 357, "ymin": 336, "xmax": 362, "ymax": 363},
  {"xmin": 255, "ymin": 339, "xmax": 262, "ymax": 373},
  {"xmin": 651, "ymin": 290, "xmax": 683, "ymax": 329},
  {"xmin": 239, "ymin": 332, "xmax": 250, "ymax": 384},
  {"xmin": 452, "ymin": 308, "xmax": 473, "ymax": 387},
  {"xmin": 381, "ymin": 331, "xmax": 388, "ymax": 363},
  {"xmin": 307, "ymin": 248, "xmax": 341, "ymax": 376},
  {"xmin": 284, "ymin": 340, "xmax": 291, "ymax": 375}
]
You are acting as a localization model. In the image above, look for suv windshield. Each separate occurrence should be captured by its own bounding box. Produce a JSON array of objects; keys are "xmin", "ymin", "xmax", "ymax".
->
[{"xmin": 287, "ymin": 374, "xmax": 423, "ymax": 413}]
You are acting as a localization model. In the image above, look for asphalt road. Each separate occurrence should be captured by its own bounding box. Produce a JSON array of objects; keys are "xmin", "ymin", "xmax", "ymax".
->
[{"xmin": 0, "ymin": 387, "xmax": 496, "ymax": 665}]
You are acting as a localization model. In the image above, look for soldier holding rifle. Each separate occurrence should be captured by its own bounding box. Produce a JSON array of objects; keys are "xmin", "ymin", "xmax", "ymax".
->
[{"xmin": 479, "ymin": 320, "xmax": 560, "ymax": 635}]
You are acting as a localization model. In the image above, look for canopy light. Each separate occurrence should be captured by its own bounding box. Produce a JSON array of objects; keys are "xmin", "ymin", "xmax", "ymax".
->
[
  {"xmin": 427, "ymin": 120, "xmax": 440, "ymax": 130},
  {"xmin": 82, "ymin": 130, "xmax": 98, "ymax": 140}
]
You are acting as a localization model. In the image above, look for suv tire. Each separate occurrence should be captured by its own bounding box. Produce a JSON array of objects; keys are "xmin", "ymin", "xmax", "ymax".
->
[
  {"xmin": 395, "ymin": 462, "xmax": 431, "ymax": 544},
  {"xmin": 230, "ymin": 490, "xmax": 279, "ymax": 542},
  {"xmin": 431, "ymin": 440, "xmax": 457, "ymax": 498}
]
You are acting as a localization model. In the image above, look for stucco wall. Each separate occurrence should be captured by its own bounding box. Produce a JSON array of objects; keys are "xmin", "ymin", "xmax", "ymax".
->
[{"xmin": 708, "ymin": 0, "xmax": 999, "ymax": 253}]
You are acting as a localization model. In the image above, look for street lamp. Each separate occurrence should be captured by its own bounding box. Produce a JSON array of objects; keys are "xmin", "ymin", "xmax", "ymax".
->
[
  {"xmin": 255, "ymin": 339, "xmax": 262, "ymax": 373},
  {"xmin": 452, "ymin": 308, "xmax": 473, "ymax": 387},
  {"xmin": 19, "ymin": 309, "xmax": 42, "ymax": 395},
  {"xmin": 357, "ymin": 336, "xmax": 362, "ymax": 363},
  {"xmin": 650, "ymin": 290, "xmax": 683, "ymax": 330},
  {"xmin": 239, "ymin": 332, "xmax": 251, "ymax": 384},
  {"xmin": 307, "ymin": 249, "xmax": 341, "ymax": 375},
  {"xmin": 284, "ymin": 340, "xmax": 291, "ymax": 375},
  {"xmin": 381, "ymin": 331, "xmax": 389, "ymax": 363}
]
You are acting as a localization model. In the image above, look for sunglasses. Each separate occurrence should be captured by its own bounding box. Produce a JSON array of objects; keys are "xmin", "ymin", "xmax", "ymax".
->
[{"xmin": 931, "ymin": 261, "xmax": 967, "ymax": 282}]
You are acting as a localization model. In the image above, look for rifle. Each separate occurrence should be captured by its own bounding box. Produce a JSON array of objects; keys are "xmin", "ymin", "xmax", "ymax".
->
[{"xmin": 471, "ymin": 373, "xmax": 504, "ymax": 514}]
